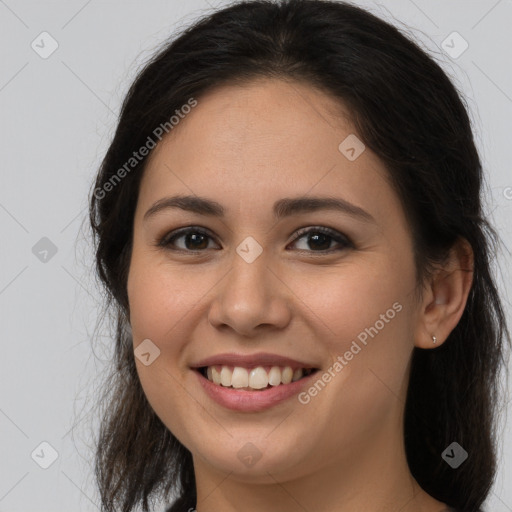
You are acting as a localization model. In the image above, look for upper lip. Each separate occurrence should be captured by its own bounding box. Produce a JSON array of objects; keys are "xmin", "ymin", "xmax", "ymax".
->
[{"xmin": 190, "ymin": 352, "xmax": 319, "ymax": 370}]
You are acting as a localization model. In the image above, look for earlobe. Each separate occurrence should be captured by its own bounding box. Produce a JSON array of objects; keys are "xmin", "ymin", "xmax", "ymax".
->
[{"xmin": 414, "ymin": 237, "xmax": 474, "ymax": 349}]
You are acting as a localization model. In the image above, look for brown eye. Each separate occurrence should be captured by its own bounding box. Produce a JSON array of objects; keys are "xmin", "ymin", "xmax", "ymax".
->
[
  {"xmin": 159, "ymin": 227, "xmax": 219, "ymax": 251},
  {"xmin": 289, "ymin": 226, "xmax": 353, "ymax": 253},
  {"xmin": 158, "ymin": 225, "xmax": 353, "ymax": 254}
]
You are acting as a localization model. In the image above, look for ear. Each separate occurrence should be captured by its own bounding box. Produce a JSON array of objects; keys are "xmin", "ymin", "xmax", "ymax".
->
[{"xmin": 414, "ymin": 237, "xmax": 474, "ymax": 349}]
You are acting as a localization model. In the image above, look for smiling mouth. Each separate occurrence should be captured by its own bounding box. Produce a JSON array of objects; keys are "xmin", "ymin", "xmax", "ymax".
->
[{"xmin": 196, "ymin": 365, "xmax": 319, "ymax": 391}]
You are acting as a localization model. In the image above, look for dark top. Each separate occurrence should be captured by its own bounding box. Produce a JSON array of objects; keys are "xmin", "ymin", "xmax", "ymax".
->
[{"xmin": 165, "ymin": 504, "xmax": 475, "ymax": 511}]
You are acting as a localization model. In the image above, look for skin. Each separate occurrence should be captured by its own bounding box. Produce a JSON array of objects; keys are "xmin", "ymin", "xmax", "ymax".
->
[{"xmin": 127, "ymin": 78, "xmax": 473, "ymax": 512}]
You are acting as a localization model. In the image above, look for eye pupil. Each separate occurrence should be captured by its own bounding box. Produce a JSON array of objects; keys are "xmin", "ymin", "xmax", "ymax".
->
[
  {"xmin": 308, "ymin": 232, "xmax": 331, "ymax": 251},
  {"xmin": 186, "ymin": 233, "xmax": 208, "ymax": 250}
]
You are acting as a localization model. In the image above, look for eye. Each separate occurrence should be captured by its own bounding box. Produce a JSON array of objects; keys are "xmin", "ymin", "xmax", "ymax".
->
[
  {"xmin": 158, "ymin": 226, "xmax": 219, "ymax": 252},
  {"xmin": 157, "ymin": 225, "xmax": 353, "ymax": 254},
  {"xmin": 288, "ymin": 226, "xmax": 353, "ymax": 253}
]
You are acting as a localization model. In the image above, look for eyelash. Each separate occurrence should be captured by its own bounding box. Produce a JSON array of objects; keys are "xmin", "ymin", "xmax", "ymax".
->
[{"xmin": 157, "ymin": 225, "xmax": 353, "ymax": 255}]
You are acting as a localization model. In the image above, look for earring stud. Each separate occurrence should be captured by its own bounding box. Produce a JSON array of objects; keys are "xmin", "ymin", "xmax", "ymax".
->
[{"xmin": 432, "ymin": 335, "xmax": 437, "ymax": 344}]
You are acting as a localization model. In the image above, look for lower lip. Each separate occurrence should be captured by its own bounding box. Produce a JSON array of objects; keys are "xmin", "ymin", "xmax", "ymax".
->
[{"xmin": 193, "ymin": 369, "xmax": 318, "ymax": 412}]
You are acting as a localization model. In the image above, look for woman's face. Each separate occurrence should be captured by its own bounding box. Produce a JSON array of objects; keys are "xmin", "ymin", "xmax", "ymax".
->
[{"xmin": 127, "ymin": 78, "xmax": 423, "ymax": 484}]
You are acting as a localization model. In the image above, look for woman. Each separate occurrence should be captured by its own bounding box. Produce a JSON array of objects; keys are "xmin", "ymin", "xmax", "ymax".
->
[{"xmin": 88, "ymin": 1, "xmax": 511, "ymax": 511}]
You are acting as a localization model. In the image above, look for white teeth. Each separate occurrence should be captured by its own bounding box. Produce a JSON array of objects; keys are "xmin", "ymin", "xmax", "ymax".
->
[
  {"xmin": 211, "ymin": 366, "xmax": 221, "ymax": 385},
  {"xmin": 249, "ymin": 367, "xmax": 268, "ymax": 389},
  {"xmin": 292, "ymin": 368, "xmax": 303, "ymax": 382},
  {"xmin": 220, "ymin": 366, "xmax": 232, "ymax": 387},
  {"xmin": 281, "ymin": 366, "xmax": 293, "ymax": 384},
  {"xmin": 268, "ymin": 366, "xmax": 282, "ymax": 386},
  {"xmin": 231, "ymin": 367, "xmax": 249, "ymax": 388},
  {"xmin": 204, "ymin": 364, "xmax": 311, "ymax": 389}
]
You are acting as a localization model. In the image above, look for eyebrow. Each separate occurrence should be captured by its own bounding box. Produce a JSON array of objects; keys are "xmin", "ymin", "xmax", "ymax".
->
[{"xmin": 143, "ymin": 194, "xmax": 375, "ymax": 223}]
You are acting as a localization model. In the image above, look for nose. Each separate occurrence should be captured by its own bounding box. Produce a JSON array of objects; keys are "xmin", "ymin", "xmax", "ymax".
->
[{"xmin": 207, "ymin": 250, "xmax": 292, "ymax": 337}]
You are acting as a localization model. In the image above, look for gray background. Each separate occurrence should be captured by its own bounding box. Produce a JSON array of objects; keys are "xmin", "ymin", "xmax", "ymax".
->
[{"xmin": 0, "ymin": 0, "xmax": 511, "ymax": 510}]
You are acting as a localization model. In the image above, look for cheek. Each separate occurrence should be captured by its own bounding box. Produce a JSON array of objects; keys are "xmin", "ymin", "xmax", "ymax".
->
[
  {"xmin": 127, "ymin": 256, "xmax": 198, "ymax": 346},
  {"xmin": 297, "ymin": 256, "xmax": 414, "ymax": 351},
  {"xmin": 295, "ymin": 254, "xmax": 416, "ymax": 420},
  {"xmin": 127, "ymin": 257, "xmax": 202, "ymax": 449},
  {"xmin": 290, "ymin": 265, "xmax": 414, "ymax": 462}
]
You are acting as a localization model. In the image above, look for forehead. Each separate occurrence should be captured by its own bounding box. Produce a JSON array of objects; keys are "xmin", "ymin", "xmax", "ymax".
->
[
  {"xmin": 163, "ymin": 77, "xmax": 355, "ymax": 161},
  {"xmin": 137, "ymin": 78, "xmax": 397, "ymax": 223}
]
